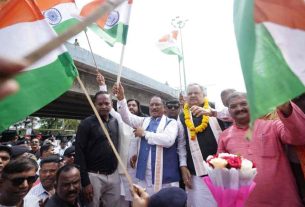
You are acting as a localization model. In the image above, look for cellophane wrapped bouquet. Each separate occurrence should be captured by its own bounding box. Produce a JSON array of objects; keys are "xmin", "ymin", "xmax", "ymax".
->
[{"xmin": 202, "ymin": 153, "xmax": 257, "ymax": 207}]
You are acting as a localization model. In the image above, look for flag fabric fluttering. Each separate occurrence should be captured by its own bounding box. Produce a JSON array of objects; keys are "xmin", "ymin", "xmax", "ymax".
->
[
  {"xmin": 81, "ymin": 0, "xmax": 132, "ymax": 46},
  {"xmin": 35, "ymin": 0, "xmax": 80, "ymax": 34},
  {"xmin": 157, "ymin": 30, "xmax": 183, "ymax": 61},
  {"xmin": 0, "ymin": 0, "xmax": 78, "ymax": 131},
  {"xmin": 234, "ymin": 0, "xmax": 305, "ymax": 123}
]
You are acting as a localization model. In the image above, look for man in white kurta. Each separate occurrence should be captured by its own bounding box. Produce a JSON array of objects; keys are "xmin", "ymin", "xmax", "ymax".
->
[{"xmin": 114, "ymin": 83, "xmax": 180, "ymax": 195}]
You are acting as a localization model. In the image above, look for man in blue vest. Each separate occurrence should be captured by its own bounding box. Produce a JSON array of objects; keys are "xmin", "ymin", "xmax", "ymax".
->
[{"xmin": 114, "ymin": 83, "xmax": 180, "ymax": 196}]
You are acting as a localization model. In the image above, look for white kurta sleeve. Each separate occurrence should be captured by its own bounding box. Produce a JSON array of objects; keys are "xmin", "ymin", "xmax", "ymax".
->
[
  {"xmin": 145, "ymin": 119, "xmax": 178, "ymax": 148},
  {"xmin": 117, "ymin": 99, "xmax": 145, "ymax": 128},
  {"xmin": 177, "ymin": 118, "xmax": 187, "ymax": 166}
]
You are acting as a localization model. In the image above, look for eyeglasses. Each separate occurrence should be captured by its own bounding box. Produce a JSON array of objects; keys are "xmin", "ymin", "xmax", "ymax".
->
[
  {"xmin": 8, "ymin": 174, "xmax": 38, "ymax": 186},
  {"xmin": 166, "ymin": 105, "xmax": 180, "ymax": 110}
]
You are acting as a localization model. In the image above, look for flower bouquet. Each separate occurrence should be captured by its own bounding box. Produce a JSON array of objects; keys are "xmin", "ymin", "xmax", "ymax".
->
[{"xmin": 202, "ymin": 153, "xmax": 257, "ymax": 207}]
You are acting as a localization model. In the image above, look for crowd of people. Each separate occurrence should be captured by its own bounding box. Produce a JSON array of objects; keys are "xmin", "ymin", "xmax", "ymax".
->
[{"xmin": 1, "ymin": 66, "xmax": 305, "ymax": 207}]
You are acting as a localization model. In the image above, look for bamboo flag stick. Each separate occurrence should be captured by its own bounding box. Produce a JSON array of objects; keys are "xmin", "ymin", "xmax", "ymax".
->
[
  {"xmin": 24, "ymin": 0, "xmax": 125, "ymax": 65},
  {"xmin": 76, "ymin": 76, "xmax": 134, "ymax": 189},
  {"xmin": 84, "ymin": 30, "xmax": 99, "ymax": 72},
  {"xmin": 116, "ymin": 45, "xmax": 126, "ymax": 84}
]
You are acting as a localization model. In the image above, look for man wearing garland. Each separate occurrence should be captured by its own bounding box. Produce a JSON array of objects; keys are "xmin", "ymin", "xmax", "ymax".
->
[{"xmin": 178, "ymin": 83, "xmax": 225, "ymax": 207}]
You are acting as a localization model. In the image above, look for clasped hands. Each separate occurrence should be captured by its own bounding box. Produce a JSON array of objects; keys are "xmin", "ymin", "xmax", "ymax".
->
[{"xmin": 189, "ymin": 105, "xmax": 214, "ymax": 117}]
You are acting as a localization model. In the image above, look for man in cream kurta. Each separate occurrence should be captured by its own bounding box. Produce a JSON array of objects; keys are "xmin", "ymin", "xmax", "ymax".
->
[{"xmin": 114, "ymin": 83, "xmax": 180, "ymax": 196}]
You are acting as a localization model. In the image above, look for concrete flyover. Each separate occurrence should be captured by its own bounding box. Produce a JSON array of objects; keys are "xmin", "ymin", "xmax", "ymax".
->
[{"xmin": 32, "ymin": 43, "xmax": 179, "ymax": 120}]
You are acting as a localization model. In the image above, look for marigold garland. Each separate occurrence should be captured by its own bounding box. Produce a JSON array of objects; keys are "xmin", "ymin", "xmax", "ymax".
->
[{"xmin": 184, "ymin": 98, "xmax": 209, "ymax": 140}]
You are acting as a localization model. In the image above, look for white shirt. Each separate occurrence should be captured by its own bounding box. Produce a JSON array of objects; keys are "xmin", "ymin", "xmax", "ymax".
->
[
  {"xmin": 55, "ymin": 146, "xmax": 68, "ymax": 156},
  {"xmin": 24, "ymin": 183, "xmax": 53, "ymax": 207},
  {"xmin": 177, "ymin": 118, "xmax": 187, "ymax": 167}
]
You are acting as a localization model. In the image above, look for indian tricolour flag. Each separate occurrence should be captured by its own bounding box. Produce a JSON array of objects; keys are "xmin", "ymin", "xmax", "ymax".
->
[
  {"xmin": 0, "ymin": 0, "xmax": 77, "ymax": 131},
  {"xmin": 81, "ymin": 0, "xmax": 132, "ymax": 46},
  {"xmin": 35, "ymin": 0, "xmax": 80, "ymax": 34},
  {"xmin": 157, "ymin": 31, "xmax": 183, "ymax": 60},
  {"xmin": 234, "ymin": 0, "xmax": 305, "ymax": 123}
]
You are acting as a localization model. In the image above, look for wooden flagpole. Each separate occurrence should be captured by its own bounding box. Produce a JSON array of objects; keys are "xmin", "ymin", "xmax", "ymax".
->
[
  {"xmin": 84, "ymin": 30, "xmax": 99, "ymax": 72},
  {"xmin": 116, "ymin": 45, "xmax": 126, "ymax": 84}
]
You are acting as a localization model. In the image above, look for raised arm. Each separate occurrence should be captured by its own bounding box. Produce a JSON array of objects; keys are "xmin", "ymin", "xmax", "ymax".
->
[
  {"xmin": 276, "ymin": 102, "xmax": 305, "ymax": 145},
  {"xmin": 114, "ymin": 83, "xmax": 144, "ymax": 128}
]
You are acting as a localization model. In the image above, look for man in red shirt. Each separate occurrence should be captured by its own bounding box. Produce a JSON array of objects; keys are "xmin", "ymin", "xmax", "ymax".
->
[{"xmin": 218, "ymin": 92, "xmax": 305, "ymax": 207}]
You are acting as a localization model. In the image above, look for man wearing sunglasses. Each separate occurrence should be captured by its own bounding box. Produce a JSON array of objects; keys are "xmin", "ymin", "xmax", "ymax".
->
[
  {"xmin": 165, "ymin": 100, "xmax": 181, "ymax": 120},
  {"xmin": 0, "ymin": 157, "xmax": 38, "ymax": 207}
]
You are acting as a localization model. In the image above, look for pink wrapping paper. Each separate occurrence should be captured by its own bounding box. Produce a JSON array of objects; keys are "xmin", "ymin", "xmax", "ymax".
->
[{"xmin": 203, "ymin": 177, "xmax": 256, "ymax": 207}]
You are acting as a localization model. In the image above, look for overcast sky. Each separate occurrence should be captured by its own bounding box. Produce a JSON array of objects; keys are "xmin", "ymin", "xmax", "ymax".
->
[{"xmin": 75, "ymin": 0, "xmax": 246, "ymax": 109}]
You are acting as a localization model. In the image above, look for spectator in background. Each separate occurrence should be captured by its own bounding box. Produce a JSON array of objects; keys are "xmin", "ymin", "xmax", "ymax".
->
[
  {"xmin": 38, "ymin": 144, "xmax": 55, "ymax": 166},
  {"xmin": 30, "ymin": 137, "xmax": 41, "ymax": 159},
  {"xmin": 0, "ymin": 158, "xmax": 38, "ymax": 207},
  {"xmin": 55, "ymin": 137, "xmax": 68, "ymax": 156},
  {"xmin": 0, "ymin": 145, "xmax": 11, "ymax": 176},
  {"xmin": 218, "ymin": 88, "xmax": 236, "ymax": 128},
  {"xmin": 24, "ymin": 155, "xmax": 60, "ymax": 207},
  {"xmin": 127, "ymin": 99, "xmax": 147, "ymax": 117},
  {"xmin": 11, "ymin": 145, "xmax": 30, "ymax": 159},
  {"xmin": 63, "ymin": 146, "xmax": 75, "ymax": 165},
  {"xmin": 1, "ymin": 129, "xmax": 18, "ymax": 144},
  {"xmin": 45, "ymin": 165, "xmax": 82, "ymax": 207}
]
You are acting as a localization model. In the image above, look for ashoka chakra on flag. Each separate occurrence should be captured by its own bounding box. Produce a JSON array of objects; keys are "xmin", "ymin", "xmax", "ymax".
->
[{"xmin": 43, "ymin": 8, "xmax": 62, "ymax": 25}]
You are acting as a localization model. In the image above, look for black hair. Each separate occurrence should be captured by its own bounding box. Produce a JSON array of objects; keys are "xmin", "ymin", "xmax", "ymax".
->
[
  {"xmin": 55, "ymin": 164, "xmax": 79, "ymax": 183},
  {"xmin": 150, "ymin": 96, "xmax": 165, "ymax": 106},
  {"xmin": 0, "ymin": 145, "xmax": 12, "ymax": 156},
  {"xmin": 93, "ymin": 91, "xmax": 111, "ymax": 102},
  {"xmin": 40, "ymin": 143, "xmax": 53, "ymax": 156},
  {"xmin": 1, "ymin": 130, "xmax": 17, "ymax": 143},
  {"xmin": 40, "ymin": 155, "xmax": 60, "ymax": 168},
  {"xmin": 2, "ymin": 157, "xmax": 38, "ymax": 178},
  {"xmin": 127, "ymin": 99, "xmax": 147, "ymax": 117}
]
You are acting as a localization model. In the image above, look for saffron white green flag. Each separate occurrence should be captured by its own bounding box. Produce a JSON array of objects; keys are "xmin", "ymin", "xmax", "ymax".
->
[
  {"xmin": 234, "ymin": 0, "xmax": 305, "ymax": 123},
  {"xmin": 81, "ymin": 0, "xmax": 132, "ymax": 46},
  {"xmin": 157, "ymin": 31, "xmax": 183, "ymax": 61},
  {"xmin": 0, "ymin": 0, "xmax": 78, "ymax": 131},
  {"xmin": 35, "ymin": 0, "xmax": 80, "ymax": 34}
]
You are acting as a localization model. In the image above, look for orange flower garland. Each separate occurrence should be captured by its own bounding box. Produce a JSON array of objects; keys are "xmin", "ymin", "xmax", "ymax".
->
[{"xmin": 184, "ymin": 98, "xmax": 210, "ymax": 140}]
